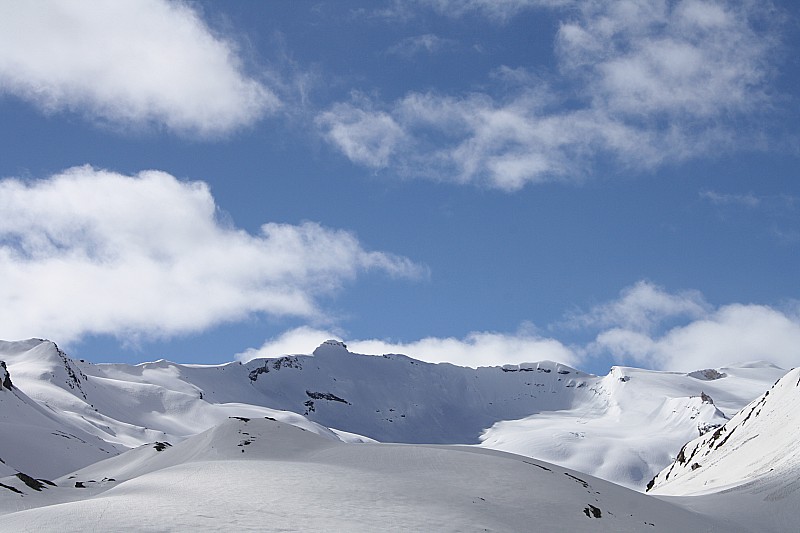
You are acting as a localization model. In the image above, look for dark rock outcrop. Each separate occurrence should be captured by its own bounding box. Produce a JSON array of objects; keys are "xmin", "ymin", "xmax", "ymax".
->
[{"xmin": 0, "ymin": 361, "xmax": 12, "ymax": 390}]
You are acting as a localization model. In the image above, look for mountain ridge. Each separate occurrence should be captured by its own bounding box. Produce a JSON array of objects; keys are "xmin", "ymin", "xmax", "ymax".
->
[{"xmin": 0, "ymin": 337, "xmax": 787, "ymax": 491}]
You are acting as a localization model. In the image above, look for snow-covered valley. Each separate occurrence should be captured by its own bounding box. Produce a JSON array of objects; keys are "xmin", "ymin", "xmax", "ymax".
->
[{"xmin": 0, "ymin": 338, "xmax": 797, "ymax": 531}]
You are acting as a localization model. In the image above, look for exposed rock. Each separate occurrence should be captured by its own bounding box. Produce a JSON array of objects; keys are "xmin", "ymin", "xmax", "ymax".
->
[
  {"xmin": 688, "ymin": 369, "xmax": 726, "ymax": 381},
  {"xmin": 15, "ymin": 472, "xmax": 46, "ymax": 492},
  {"xmin": 153, "ymin": 442, "xmax": 172, "ymax": 452},
  {"xmin": 0, "ymin": 361, "xmax": 12, "ymax": 389},
  {"xmin": 305, "ymin": 391, "xmax": 350, "ymax": 404},
  {"xmin": 583, "ymin": 504, "xmax": 602, "ymax": 518},
  {"xmin": 50, "ymin": 341, "xmax": 89, "ymax": 399}
]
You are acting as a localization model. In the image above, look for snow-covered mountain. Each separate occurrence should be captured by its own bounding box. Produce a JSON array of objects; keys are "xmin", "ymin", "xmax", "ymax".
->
[
  {"xmin": 648, "ymin": 366, "xmax": 800, "ymax": 495},
  {"xmin": 0, "ymin": 339, "xmax": 364, "ymax": 479},
  {"xmin": 1, "ymin": 337, "xmax": 796, "ymax": 530},
  {"xmin": 0, "ymin": 338, "xmax": 785, "ymax": 491},
  {"xmin": 0, "ymin": 416, "xmax": 724, "ymax": 532},
  {"xmin": 0, "ymin": 340, "xmax": 120, "ymax": 478},
  {"xmin": 646, "ymin": 367, "xmax": 800, "ymax": 532},
  {"xmin": 478, "ymin": 362, "xmax": 785, "ymax": 489}
]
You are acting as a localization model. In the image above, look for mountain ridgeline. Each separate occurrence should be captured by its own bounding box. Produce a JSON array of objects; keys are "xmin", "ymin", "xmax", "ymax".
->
[
  {"xmin": 0, "ymin": 338, "xmax": 787, "ymax": 491},
  {"xmin": 245, "ymin": 340, "xmax": 591, "ymax": 443}
]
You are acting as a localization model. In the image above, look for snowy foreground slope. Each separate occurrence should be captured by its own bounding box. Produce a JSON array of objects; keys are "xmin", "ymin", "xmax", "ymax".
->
[
  {"xmin": 647, "ymin": 367, "xmax": 800, "ymax": 532},
  {"xmin": 0, "ymin": 417, "xmax": 724, "ymax": 532},
  {"xmin": 0, "ymin": 339, "xmax": 786, "ymax": 490}
]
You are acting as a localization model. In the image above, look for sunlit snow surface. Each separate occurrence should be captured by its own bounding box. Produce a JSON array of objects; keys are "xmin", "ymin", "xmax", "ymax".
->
[
  {"xmin": 0, "ymin": 339, "xmax": 785, "ymax": 488},
  {"xmin": 479, "ymin": 363, "xmax": 785, "ymax": 489},
  {"xmin": 648, "ymin": 367, "xmax": 800, "ymax": 532},
  {"xmin": 0, "ymin": 417, "xmax": 722, "ymax": 532},
  {"xmin": 0, "ymin": 338, "xmax": 795, "ymax": 531}
]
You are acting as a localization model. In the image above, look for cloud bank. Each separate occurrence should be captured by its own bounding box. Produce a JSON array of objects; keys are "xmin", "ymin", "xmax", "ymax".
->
[
  {"xmin": 0, "ymin": 0, "xmax": 277, "ymax": 136},
  {"xmin": 237, "ymin": 325, "xmax": 578, "ymax": 369},
  {"xmin": 240, "ymin": 281, "xmax": 800, "ymax": 372},
  {"xmin": 577, "ymin": 281, "xmax": 800, "ymax": 372},
  {"xmin": 320, "ymin": 0, "xmax": 779, "ymax": 189},
  {"xmin": 0, "ymin": 166, "xmax": 424, "ymax": 344}
]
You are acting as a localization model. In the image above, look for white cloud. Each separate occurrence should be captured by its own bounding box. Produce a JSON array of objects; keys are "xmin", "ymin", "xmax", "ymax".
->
[
  {"xmin": 237, "ymin": 325, "xmax": 578, "ymax": 368},
  {"xmin": 320, "ymin": 0, "xmax": 779, "ymax": 190},
  {"xmin": 565, "ymin": 281, "xmax": 710, "ymax": 333},
  {"xmin": 700, "ymin": 190, "xmax": 761, "ymax": 208},
  {"xmin": 349, "ymin": 330, "xmax": 578, "ymax": 368},
  {"xmin": 235, "ymin": 326, "xmax": 344, "ymax": 362},
  {"xmin": 569, "ymin": 281, "xmax": 800, "ymax": 371},
  {"xmin": 556, "ymin": 0, "xmax": 774, "ymax": 120},
  {"xmin": 593, "ymin": 303, "xmax": 800, "ymax": 372},
  {"xmin": 386, "ymin": 34, "xmax": 456, "ymax": 58},
  {"xmin": 0, "ymin": 166, "xmax": 424, "ymax": 344},
  {"xmin": 238, "ymin": 282, "xmax": 800, "ymax": 372},
  {"xmin": 316, "ymin": 101, "xmax": 408, "ymax": 169},
  {"xmin": 0, "ymin": 0, "xmax": 277, "ymax": 136}
]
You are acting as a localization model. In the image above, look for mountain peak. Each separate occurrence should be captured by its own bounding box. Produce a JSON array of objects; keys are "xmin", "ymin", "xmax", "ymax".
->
[{"xmin": 312, "ymin": 339, "xmax": 349, "ymax": 357}]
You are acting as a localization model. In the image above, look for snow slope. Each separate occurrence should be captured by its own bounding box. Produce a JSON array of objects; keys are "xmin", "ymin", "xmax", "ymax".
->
[
  {"xmin": 0, "ymin": 341, "xmax": 119, "ymax": 478},
  {"xmin": 246, "ymin": 340, "xmax": 593, "ymax": 443},
  {"xmin": 0, "ymin": 417, "xmax": 725, "ymax": 532},
  {"xmin": 647, "ymin": 367, "xmax": 800, "ymax": 532},
  {"xmin": 648, "ymin": 367, "xmax": 800, "ymax": 495},
  {"xmin": 0, "ymin": 340, "xmax": 359, "ymax": 479},
  {"xmin": 0, "ymin": 338, "xmax": 785, "ymax": 490},
  {"xmin": 479, "ymin": 363, "xmax": 785, "ymax": 489}
]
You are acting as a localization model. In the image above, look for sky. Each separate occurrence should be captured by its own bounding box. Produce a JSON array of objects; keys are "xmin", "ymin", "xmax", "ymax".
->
[{"xmin": 1, "ymin": 0, "xmax": 799, "ymax": 375}]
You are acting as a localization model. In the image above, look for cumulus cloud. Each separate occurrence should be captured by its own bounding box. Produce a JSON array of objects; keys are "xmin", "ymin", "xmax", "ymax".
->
[
  {"xmin": 0, "ymin": 166, "xmax": 424, "ymax": 344},
  {"xmin": 556, "ymin": 0, "xmax": 774, "ymax": 119},
  {"xmin": 237, "ymin": 325, "xmax": 578, "ymax": 368},
  {"xmin": 237, "ymin": 280, "xmax": 800, "ymax": 372},
  {"xmin": 564, "ymin": 280, "xmax": 710, "ymax": 333},
  {"xmin": 593, "ymin": 304, "xmax": 800, "ymax": 372},
  {"xmin": 570, "ymin": 281, "xmax": 800, "ymax": 371},
  {"xmin": 235, "ymin": 326, "xmax": 344, "ymax": 362},
  {"xmin": 0, "ymin": 0, "xmax": 277, "ymax": 136},
  {"xmin": 320, "ymin": 0, "xmax": 780, "ymax": 190}
]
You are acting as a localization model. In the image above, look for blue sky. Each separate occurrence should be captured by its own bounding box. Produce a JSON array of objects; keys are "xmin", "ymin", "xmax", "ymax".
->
[{"xmin": 1, "ymin": 0, "xmax": 799, "ymax": 374}]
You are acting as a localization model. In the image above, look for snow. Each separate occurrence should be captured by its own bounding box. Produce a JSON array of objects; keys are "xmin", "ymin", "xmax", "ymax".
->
[
  {"xmin": 479, "ymin": 364, "xmax": 783, "ymax": 489},
  {"xmin": 0, "ymin": 339, "xmax": 345, "ymax": 478},
  {"xmin": 0, "ymin": 338, "xmax": 785, "ymax": 490},
  {"xmin": 647, "ymin": 367, "xmax": 800, "ymax": 532},
  {"xmin": 0, "ymin": 337, "xmax": 796, "ymax": 530},
  {"xmin": 0, "ymin": 417, "xmax": 723, "ymax": 532},
  {"xmin": 0, "ymin": 347, "xmax": 119, "ymax": 477},
  {"xmin": 649, "ymin": 367, "xmax": 800, "ymax": 496}
]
